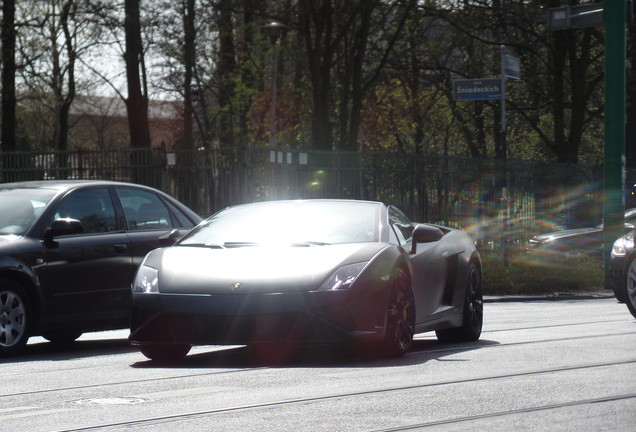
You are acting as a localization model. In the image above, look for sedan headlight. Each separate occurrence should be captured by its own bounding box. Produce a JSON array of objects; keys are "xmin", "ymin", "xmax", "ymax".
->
[
  {"xmin": 134, "ymin": 266, "xmax": 159, "ymax": 293},
  {"xmin": 317, "ymin": 262, "xmax": 366, "ymax": 291},
  {"xmin": 612, "ymin": 235, "xmax": 633, "ymax": 258}
]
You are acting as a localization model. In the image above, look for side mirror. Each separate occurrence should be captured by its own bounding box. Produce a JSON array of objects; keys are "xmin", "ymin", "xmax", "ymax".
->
[
  {"xmin": 44, "ymin": 218, "xmax": 84, "ymax": 246},
  {"xmin": 158, "ymin": 229, "xmax": 183, "ymax": 246},
  {"xmin": 410, "ymin": 224, "xmax": 444, "ymax": 254}
]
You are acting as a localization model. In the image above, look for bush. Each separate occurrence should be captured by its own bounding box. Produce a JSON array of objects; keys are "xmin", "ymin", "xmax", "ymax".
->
[{"xmin": 481, "ymin": 247, "xmax": 603, "ymax": 296}]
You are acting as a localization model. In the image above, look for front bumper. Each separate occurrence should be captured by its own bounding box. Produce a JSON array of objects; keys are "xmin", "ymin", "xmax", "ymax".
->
[{"xmin": 129, "ymin": 289, "xmax": 387, "ymax": 346}]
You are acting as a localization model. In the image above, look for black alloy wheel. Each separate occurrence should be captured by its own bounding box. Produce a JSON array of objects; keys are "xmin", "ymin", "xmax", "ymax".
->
[
  {"xmin": 0, "ymin": 279, "xmax": 31, "ymax": 356},
  {"xmin": 625, "ymin": 259, "xmax": 636, "ymax": 319},
  {"xmin": 436, "ymin": 261, "xmax": 483, "ymax": 342},
  {"xmin": 380, "ymin": 270, "xmax": 415, "ymax": 357}
]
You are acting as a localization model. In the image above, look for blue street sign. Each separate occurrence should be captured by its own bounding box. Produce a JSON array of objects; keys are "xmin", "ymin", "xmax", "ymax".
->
[{"xmin": 452, "ymin": 78, "xmax": 502, "ymax": 101}]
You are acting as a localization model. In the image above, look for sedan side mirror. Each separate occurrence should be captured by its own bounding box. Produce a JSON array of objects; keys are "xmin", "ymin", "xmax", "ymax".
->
[
  {"xmin": 44, "ymin": 218, "xmax": 84, "ymax": 246},
  {"xmin": 411, "ymin": 224, "xmax": 444, "ymax": 254},
  {"xmin": 158, "ymin": 229, "xmax": 183, "ymax": 246}
]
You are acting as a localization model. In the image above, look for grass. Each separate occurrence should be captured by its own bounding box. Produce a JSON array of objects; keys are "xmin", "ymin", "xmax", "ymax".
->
[{"xmin": 480, "ymin": 247, "xmax": 604, "ymax": 296}]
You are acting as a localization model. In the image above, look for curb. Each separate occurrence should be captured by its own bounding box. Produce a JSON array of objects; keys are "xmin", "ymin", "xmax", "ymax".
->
[{"xmin": 484, "ymin": 291, "xmax": 616, "ymax": 302}]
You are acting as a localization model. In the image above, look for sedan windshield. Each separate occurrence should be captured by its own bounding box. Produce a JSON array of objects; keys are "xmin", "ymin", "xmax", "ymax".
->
[
  {"xmin": 180, "ymin": 201, "xmax": 381, "ymax": 246},
  {"xmin": 0, "ymin": 188, "xmax": 57, "ymax": 235}
]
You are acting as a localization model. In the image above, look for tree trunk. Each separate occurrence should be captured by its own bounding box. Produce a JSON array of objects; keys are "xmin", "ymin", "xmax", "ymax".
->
[
  {"xmin": 302, "ymin": 0, "xmax": 334, "ymax": 150},
  {"xmin": 124, "ymin": 0, "xmax": 151, "ymax": 150},
  {"xmin": 181, "ymin": 0, "xmax": 195, "ymax": 153},
  {"xmin": 216, "ymin": 0, "xmax": 236, "ymax": 148},
  {"xmin": 2, "ymin": 0, "xmax": 16, "ymax": 152},
  {"xmin": 551, "ymin": 30, "xmax": 568, "ymax": 162},
  {"xmin": 1, "ymin": 0, "xmax": 17, "ymax": 181}
]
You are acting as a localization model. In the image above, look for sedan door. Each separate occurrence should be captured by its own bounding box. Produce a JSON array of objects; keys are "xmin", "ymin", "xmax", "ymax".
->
[
  {"xmin": 43, "ymin": 187, "xmax": 132, "ymax": 328},
  {"xmin": 114, "ymin": 187, "xmax": 198, "ymax": 269}
]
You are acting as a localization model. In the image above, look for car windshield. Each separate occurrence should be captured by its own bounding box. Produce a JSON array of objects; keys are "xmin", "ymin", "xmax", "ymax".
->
[
  {"xmin": 0, "ymin": 187, "xmax": 57, "ymax": 235},
  {"xmin": 180, "ymin": 201, "xmax": 381, "ymax": 246}
]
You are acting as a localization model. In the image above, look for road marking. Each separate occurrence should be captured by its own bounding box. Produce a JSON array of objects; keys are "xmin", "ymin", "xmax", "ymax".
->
[
  {"xmin": 0, "ymin": 408, "xmax": 73, "ymax": 421},
  {"xmin": 0, "ymin": 406, "xmax": 34, "ymax": 414},
  {"xmin": 321, "ymin": 369, "xmax": 395, "ymax": 379},
  {"xmin": 131, "ymin": 386, "xmax": 236, "ymax": 400}
]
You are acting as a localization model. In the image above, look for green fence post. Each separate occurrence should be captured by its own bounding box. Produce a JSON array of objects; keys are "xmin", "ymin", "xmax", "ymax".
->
[{"xmin": 603, "ymin": 0, "xmax": 627, "ymax": 289}]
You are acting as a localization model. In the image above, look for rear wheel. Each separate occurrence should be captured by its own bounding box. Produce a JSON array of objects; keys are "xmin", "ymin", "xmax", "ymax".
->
[
  {"xmin": 436, "ymin": 261, "xmax": 483, "ymax": 342},
  {"xmin": 379, "ymin": 270, "xmax": 415, "ymax": 357},
  {"xmin": 139, "ymin": 344, "xmax": 191, "ymax": 363},
  {"xmin": 0, "ymin": 279, "xmax": 31, "ymax": 357},
  {"xmin": 625, "ymin": 259, "xmax": 636, "ymax": 319}
]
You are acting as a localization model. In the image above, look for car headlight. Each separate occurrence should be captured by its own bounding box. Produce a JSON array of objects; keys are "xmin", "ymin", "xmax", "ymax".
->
[
  {"xmin": 612, "ymin": 235, "xmax": 633, "ymax": 258},
  {"xmin": 317, "ymin": 262, "xmax": 366, "ymax": 291},
  {"xmin": 134, "ymin": 266, "xmax": 159, "ymax": 293}
]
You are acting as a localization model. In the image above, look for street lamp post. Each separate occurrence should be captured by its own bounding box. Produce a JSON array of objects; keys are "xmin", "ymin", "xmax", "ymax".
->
[{"xmin": 262, "ymin": 21, "xmax": 284, "ymax": 149}]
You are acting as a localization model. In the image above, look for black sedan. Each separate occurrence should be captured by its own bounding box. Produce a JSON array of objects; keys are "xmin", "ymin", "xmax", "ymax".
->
[
  {"xmin": 528, "ymin": 208, "xmax": 636, "ymax": 256},
  {"xmin": 609, "ymin": 230, "xmax": 636, "ymax": 317},
  {"xmin": 0, "ymin": 180, "xmax": 201, "ymax": 356},
  {"xmin": 129, "ymin": 199, "xmax": 483, "ymax": 362}
]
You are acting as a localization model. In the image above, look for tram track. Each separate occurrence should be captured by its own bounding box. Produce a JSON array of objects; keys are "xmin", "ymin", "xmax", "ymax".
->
[
  {"xmin": 1, "ymin": 325, "xmax": 633, "ymax": 400},
  {"xmin": 0, "ymin": 299, "xmax": 633, "ymax": 431},
  {"xmin": 46, "ymin": 358, "xmax": 636, "ymax": 432},
  {"xmin": 372, "ymin": 392, "xmax": 636, "ymax": 431}
]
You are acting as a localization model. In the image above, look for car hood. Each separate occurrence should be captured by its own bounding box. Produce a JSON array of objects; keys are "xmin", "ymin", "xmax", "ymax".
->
[
  {"xmin": 0, "ymin": 235, "xmax": 20, "ymax": 245},
  {"xmin": 147, "ymin": 242, "xmax": 388, "ymax": 294},
  {"xmin": 530, "ymin": 227, "xmax": 600, "ymax": 242}
]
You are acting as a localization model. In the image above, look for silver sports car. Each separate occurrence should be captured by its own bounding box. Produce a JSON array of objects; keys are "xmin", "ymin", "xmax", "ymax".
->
[{"xmin": 129, "ymin": 200, "xmax": 483, "ymax": 362}]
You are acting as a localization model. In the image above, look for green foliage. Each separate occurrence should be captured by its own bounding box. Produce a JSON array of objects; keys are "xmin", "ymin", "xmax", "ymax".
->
[{"xmin": 481, "ymin": 248, "xmax": 603, "ymax": 296}]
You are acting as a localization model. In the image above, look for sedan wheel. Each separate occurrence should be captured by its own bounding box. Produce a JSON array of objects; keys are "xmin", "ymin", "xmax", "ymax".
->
[
  {"xmin": 380, "ymin": 270, "xmax": 415, "ymax": 357},
  {"xmin": 625, "ymin": 259, "xmax": 636, "ymax": 319},
  {"xmin": 0, "ymin": 280, "xmax": 31, "ymax": 356},
  {"xmin": 436, "ymin": 262, "xmax": 483, "ymax": 342},
  {"xmin": 139, "ymin": 344, "xmax": 191, "ymax": 363}
]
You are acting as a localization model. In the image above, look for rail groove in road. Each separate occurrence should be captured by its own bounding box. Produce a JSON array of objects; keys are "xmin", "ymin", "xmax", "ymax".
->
[
  {"xmin": 2, "ymin": 326, "xmax": 632, "ymax": 400},
  {"xmin": 371, "ymin": 392, "xmax": 636, "ymax": 431},
  {"xmin": 39, "ymin": 358, "xmax": 636, "ymax": 432}
]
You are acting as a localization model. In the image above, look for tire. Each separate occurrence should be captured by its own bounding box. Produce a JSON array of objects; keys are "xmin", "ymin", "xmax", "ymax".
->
[
  {"xmin": 612, "ymin": 282, "xmax": 628, "ymax": 304},
  {"xmin": 42, "ymin": 331, "xmax": 83, "ymax": 345},
  {"xmin": 436, "ymin": 261, "xmax": 483, "ymax": 343},
  {"xmin": 0, "ymin": 279, "xmax": 32, "ymax": 357},
  {"xmin": 139, "ymin": 344, "xmax": 191, "ymax": 363},
  {"xmin": 379, "ymin": 270, "xmax": 415, "ymax": 357},
  {"xmin": 625, "ymin": 259, "xmax": 636, "ymax": 319}
]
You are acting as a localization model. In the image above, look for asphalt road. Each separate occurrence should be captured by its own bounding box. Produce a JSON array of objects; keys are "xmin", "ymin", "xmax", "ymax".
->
[{"xmin": 1, "ymin": 297, "xmax": 635, "ymax": 432}]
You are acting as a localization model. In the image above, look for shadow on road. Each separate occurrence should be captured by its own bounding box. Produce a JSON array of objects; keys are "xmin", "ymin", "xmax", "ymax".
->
[
  {"xmin": 0, "ymin": 337, "xmax": 135, "ymax": 364},
  {"xmin": 129, "ymin": 338, "xmax": 500, "ymax": 369}
]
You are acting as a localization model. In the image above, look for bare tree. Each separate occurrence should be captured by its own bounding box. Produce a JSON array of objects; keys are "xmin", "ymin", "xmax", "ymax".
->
[{"xmin": 17, "ymin": 0, "xmax": 90, "ymax": 153}]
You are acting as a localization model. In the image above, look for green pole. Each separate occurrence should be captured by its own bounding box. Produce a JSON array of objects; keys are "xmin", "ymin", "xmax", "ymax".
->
[{"xmin": 603, "ymin": 0, "xmax": 627, "ymax": 289}]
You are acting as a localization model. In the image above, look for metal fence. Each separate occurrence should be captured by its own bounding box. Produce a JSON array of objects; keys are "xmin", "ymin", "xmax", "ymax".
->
[{"xmin": 0, "ymin": 147, "xmax": 612, "ymax": 245}]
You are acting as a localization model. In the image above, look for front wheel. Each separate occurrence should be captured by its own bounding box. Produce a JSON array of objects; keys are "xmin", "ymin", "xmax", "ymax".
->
[
  {"xmin": 625, "ymin": 259, "xmax": 636, "ymax": 319},
  {"xmin": 139, "ymin": 344, "xmax": 191, "ymax": 363},
  {"xmin": 379, "ymin": 270, "xmax": 415, "ymax": 357},
  {"xmin": 0, "ymin": 279, "xmax": 31, "ymax": 357},
  {"xmin": 436, "ymin": 261, "xmax": 483, "ymax": 343}
]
